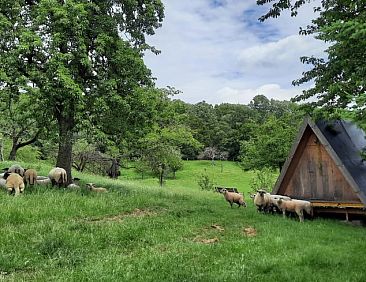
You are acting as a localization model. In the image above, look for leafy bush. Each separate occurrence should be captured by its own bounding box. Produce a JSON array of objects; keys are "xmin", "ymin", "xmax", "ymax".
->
[
  {"xmin": 197, "ymin": 169, "xmax": 215, "ymax": 191},
  {"xmin": 249, "ymin": 167, "xmax": 277, "ymax": 193}
]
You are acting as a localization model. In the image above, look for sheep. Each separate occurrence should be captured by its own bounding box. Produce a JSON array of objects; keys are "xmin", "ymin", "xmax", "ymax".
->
[
  {"xmin": 253, "ymin": 190, "xmax": 272, "ymax": 212},
  {"xmin": 221, "ymin": 188, "xmax": 246, "ymax": 208},
  {"xmin": 86, "ymin": 183, "xmax": 108, "ymax": 193},
  {"xmin": 7, "ymin": 164, "xmax": 25, "ymax": 177},
  {"xmin": 268, "ymin": 194, "xmax": 292, "ymax": 213},
  {"xmin": 277, "ymin": 198, "xmax": 312, "ymax": 222},
  {"xmin": 23, "ymin": 169, "xmax": 38, "ymax": 187},
  {"xmin": 67, "ymin": 178, "xmax": 81, "ymax": 189},
  {"xmin": 3, "ymin": 172, "xmax": 25, "ymax": 196},
  {"xmin": 48, "ymin": 167, "xmax": 67, "ymax": 187}
]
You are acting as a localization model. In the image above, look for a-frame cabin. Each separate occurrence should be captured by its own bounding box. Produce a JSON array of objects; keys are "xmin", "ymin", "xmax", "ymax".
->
[{"xmin": 273, "ymin": 117, "xmax": 366, "ymax": 219}]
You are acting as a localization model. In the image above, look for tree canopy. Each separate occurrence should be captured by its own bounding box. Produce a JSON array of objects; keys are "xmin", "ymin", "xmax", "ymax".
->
[
  {"xmin": 0, "ymin": 0, "xmax": 164, "ymax": 181},
  {"xmin": 257, "ymin": 0, "xmax": 366, "ymax": 122}
]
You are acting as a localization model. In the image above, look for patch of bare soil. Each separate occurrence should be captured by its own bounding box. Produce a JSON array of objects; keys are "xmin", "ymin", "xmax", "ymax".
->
[
  {"xmin": 243, "ymin": 226, "xmax": 257, "ymax": 237},
  {"xmin": 193, "ymin": 237, "xmax": 219, "ymax": 244},
  {"xmin": 86, "ymin": 208, "xmax": 159, "ymax": 223},
  {"xmin": 210, "ymin": 224, "xmax": 225, "ymax": 232}
]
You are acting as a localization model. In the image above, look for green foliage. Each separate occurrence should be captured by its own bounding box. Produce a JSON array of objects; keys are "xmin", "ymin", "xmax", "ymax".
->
[
  {"xmin": 0, "ymin": 0, "xmax": 165, "ymax": 174},
  {"xmin": 258, "ymin": 0, "xmax": 366, "ymax": 124},
  {"xmin": 197, "ymin": 169, "xmax": 215, "ymax": 191},
  {"xmin": 239, "ymin": 113, "xmax": 302, "ymax": 170},
  {"xmin": 1, "ymin": 138, "xmax": 41, "ymax": 163},
  {"xmin": 249, "ymin": 167, "xmax": 277, "ymax": 193}
]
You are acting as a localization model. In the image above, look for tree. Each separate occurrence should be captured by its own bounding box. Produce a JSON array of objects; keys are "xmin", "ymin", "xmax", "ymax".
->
[
  {"xmin": 0, "ymin": 1, "xmax": 164, "ymax": 182},
  {"xmin": 257, "ymin": 0, "xmax": 366, "ymax": 122},
  {"xmin": 0, "ymin": 92, "xmax": 43, "ymax": 160},
  {"xmin": 239, "ymin": 113, "xmax": 302, "ymax": 171}
]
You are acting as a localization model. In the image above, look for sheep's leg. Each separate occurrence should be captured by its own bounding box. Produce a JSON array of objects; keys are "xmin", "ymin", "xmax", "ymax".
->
[
  {"xmin": 19, "ymin": 183, "xmax": 25, "ymax": 194},
  {"xmin": 282, "ymin": 209, "xmax": 286, "ymax": 219},
  {"xmin": 230, "ymin": 201, "xmax": 233, "ymax": 208},
  {"xmin": 298, "ymin": 210, "xmax": 304, "ymax": 222},
  {"xmin": 13, "ymin": 186, "xmax": 20, "ymax": 196}
]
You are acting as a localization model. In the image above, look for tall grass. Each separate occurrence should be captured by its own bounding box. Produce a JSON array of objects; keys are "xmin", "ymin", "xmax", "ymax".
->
[{"xmin": 0, "ymin": 160, "xmax": 365, "ymax": 281}]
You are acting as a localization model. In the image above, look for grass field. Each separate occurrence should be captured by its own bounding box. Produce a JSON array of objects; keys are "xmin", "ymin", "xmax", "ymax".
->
[{"xmin": 0, "ymin": 161, "xmax": 365, "ymax": 281}]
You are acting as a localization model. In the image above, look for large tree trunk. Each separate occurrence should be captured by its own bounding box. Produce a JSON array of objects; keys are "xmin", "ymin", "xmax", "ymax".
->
[{"xmin": 56, "ymin": 111, "xmax": 74, "ymax": 185}]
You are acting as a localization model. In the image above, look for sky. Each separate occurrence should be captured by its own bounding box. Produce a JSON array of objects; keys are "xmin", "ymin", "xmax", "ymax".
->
[{"xmin": 144, "ymin": 0, "xmax": 326, "ymax": 105}]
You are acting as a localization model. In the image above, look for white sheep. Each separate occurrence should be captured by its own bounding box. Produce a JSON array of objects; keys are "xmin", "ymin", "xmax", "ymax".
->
[
  {"xmin": 7, "ymin": 164, "xmax": 25, "ymax": 177},
  {"xmin": 4, "ymin": 172, "xmax": 25, "ymax": 196},
  {"xmin": 253, "ymin": 190, "xmax": 272, "ymax": 212},
  {"xmin": 269, "ymin": 194, "xmax": 291, "ymax": 213},
  {"xmin": 24, "ymin": 169, "xmax": 38, "ymax": 186},
  {"xmin": 86, "ymin": 183, "xmax": 108, "ymax": 193},
  {"xmin": 277, "ymin": 198, "xmax": 312, "ymax": 222},
  {"xmin": 221, "ymin": 188, "xmax": 246, "ymax": 208},
  {"xmin": 48, "ymin": 167, "xmax": 67, "ymax": 187}
]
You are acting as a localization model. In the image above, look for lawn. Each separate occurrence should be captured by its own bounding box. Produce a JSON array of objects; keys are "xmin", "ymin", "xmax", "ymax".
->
[{"xmin": 0, "ymin": 161, "xmax": 365, "ymax": 281}]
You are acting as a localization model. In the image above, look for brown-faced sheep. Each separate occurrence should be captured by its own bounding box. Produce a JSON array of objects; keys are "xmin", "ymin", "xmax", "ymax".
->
[
  {"xmin": 221, "ymin": 188, "xmax": 246, "ymax": 208},
  {"xmin": 277, "ymin": 198, "xmax": 312, "ymax": 222},
  {"xmin": 253, "ymin": 190, "xmax": 272, "ymax": 212},
  {"xmin": 48, "ymin": 167, "xmax": 67, "ymax": 187},
  {"xmin": 86, "ymin": 183, "xmax": 108, "ymax": 193},
  {"xmin": 4, "ymin": 172, "xmax": 25, "ymax": 196},
  {"xmin": 24, "ymin": 169, "xmax": 38, "ymax": 187},
  {"xmin": 269, "ymin": 194, "xmax": 291, "ymax": 213},
  {"xmin": 7, "ymin": 164, "xmax": 25, "ymax": 177}
]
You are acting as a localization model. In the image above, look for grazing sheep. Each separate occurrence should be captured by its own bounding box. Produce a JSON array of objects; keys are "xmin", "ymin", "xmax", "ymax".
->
[
  {"xmin": 48, "ymin": 167, "xmax": 67, "ymax": 187},
  {"xmin": 253, "ymin": 190, "xmax": 272, "ymax": 212},
  {"xmin": 86, "ymin": 183, "xmax": 108, "ymax": 193},
  {"xmin": 4, "ymin": 172, "xmax": 25, "ymax": 196},
  {"xmin": 7, "ymin": 164, "xmax": 25, "ymax": 177},
  {"xmin": 277, "ymin": 198, "xmax": 312, "ymax": 222},
  {"xmin": 221, "ymin": 188, "xmax": 246, "ymax": 208},
  {"xmin": 24, "ymin": 169, "xmax": 38, "ymax": 187}
]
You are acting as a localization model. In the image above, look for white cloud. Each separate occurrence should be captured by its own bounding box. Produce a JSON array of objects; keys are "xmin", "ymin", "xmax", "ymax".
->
[
  {"xmin": 144, "ymin": 0, "xmax": 326, "ymax": 105},
  {"xmin": 217, "ymin": 84, "xmax": 304, "ymax": 105}
]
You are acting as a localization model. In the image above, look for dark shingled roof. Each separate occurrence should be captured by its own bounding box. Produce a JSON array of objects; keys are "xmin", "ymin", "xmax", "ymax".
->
[{"xmin": 316, "ymin": 119, "xmax": 366, "ymax": 201}]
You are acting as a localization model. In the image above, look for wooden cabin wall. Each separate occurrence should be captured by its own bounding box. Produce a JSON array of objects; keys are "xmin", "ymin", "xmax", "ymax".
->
[{"xmin": 279, "ymin": 130, "xmax": 360, "ymax": 202}]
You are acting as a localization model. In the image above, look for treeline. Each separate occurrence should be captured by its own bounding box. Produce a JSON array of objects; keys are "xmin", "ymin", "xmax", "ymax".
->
[{"xmin": 0, "ymin": 91, "xmax": 304, "ymax": 178}]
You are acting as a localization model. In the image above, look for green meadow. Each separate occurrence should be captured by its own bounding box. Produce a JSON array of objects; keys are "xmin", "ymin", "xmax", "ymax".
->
[{"xmin": 0, "ymin": 161, "xmax": 365, "ymax": 281}]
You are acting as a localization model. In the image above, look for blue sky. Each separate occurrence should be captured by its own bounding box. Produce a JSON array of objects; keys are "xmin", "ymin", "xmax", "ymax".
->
[{"xmin": 144, "ymin": 0, "xmax": 325, "ymax": 105}]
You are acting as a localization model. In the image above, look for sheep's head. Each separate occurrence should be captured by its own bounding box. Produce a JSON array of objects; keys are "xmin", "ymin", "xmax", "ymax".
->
[
  {"xmin": 221, "ymin": 189, "xmax": 228, "ymax": 194},
  {"xmin": 86, "ymin": 183, "xmax": 95, "ymax": 190},
  {"xmin": 256, "ymin": 190, "xmax": 266, "ymax": 196}
]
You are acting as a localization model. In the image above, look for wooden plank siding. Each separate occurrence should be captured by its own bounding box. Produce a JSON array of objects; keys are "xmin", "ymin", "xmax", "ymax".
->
[{"xmin": 278, "ymin": 128, "xmax": 361, "ymax": 203}]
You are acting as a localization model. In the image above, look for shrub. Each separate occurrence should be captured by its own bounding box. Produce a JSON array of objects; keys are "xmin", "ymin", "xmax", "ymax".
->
[
  {"xmin": 197, "ymin": 169, "xmax": 215, "ymax": 191},
  {"xmin": 249, "ymin": 167, "xmax": 277, "ymax": 193}
]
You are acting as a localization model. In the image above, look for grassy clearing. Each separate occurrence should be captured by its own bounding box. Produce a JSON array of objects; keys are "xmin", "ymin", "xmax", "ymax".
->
[
  {"xmin": 122, "ymin": 160, "xmax": 257, "ymax": 193},
  {"xmin": 0, "ymin": 161, "xmax": 365, "ymax": 281}
]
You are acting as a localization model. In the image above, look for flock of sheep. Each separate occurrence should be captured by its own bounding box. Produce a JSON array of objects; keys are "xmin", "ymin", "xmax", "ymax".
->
[
  {"xmin": 0, "ymin": 164, "xmax": 108, "ymax": 196},
  {"xmin": 220, "ymin": 188, "xmax": 312, "ymax": 222},
  {"xmin": 2, "ymin": 164, "xmax": 312, "ymax": 222}
]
